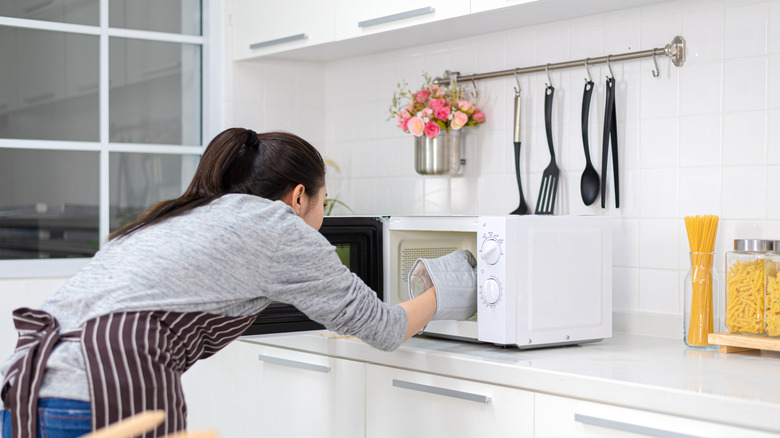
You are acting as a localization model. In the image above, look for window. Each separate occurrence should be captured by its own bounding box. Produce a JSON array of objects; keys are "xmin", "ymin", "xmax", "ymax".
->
[{"xmin": 0, "ymin": 0, "xmax": 210, "ymax": 276}]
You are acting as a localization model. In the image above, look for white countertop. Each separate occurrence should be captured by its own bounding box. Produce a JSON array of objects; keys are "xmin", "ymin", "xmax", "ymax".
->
[{"xmin": 240, "ymin": 332, "xmax": 780, "ymax": 434}]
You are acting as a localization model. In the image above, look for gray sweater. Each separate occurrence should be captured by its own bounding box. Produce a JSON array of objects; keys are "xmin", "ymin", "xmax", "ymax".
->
[{"xmin": 1, "ymin": 194, "xmax": 407, "ymax": 403}]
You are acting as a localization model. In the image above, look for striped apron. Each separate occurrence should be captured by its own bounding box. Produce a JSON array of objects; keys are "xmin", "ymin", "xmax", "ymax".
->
[{"xmin": 1, "ymin": 307, "xmax": 258, "ymax": 438}]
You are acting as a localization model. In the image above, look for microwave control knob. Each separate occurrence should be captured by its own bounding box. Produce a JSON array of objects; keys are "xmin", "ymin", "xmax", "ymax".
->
[
  {"xmin": 480, "ymin": 238, "xmax": 501, "ymax": 265},
  {"xmin": 481, "ymin": 278, "xmax": 501, "ymax": 306}
]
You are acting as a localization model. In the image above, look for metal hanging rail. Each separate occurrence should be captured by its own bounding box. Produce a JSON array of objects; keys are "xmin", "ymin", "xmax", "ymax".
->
[{"xmin": 434, "ymin": 35, "xmax": 685, "ymax": 86}]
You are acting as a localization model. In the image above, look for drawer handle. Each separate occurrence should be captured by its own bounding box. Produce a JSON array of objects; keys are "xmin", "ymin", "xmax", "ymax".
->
[
  {"xmin": 574, "ymin": 414, "xmax": 702, "ymax": 438},
  {"xmin": 249, "ymin": 33, "xmax": 307, "ymax": 50},
  {"xmin": 257, "ymin": 354, "xmax": 330, "ymax": 373},
  {"xmin": 358, "ymin": 7, "xmax": 435, "ymax": 28},
  {"xmin": 392, "ymin": 379, "xmax": 490, "ymax": 404}
]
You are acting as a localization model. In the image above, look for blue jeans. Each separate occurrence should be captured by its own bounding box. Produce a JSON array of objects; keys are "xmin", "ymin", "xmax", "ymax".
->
[{"xmin": 1, "ymin": 399, "xmax": 91, "ymax": 438}]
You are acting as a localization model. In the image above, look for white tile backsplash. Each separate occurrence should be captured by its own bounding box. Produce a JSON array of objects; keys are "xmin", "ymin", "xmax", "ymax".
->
[{"xmin": 227, "ymin": 0, "xmax": 780, "ymax": 331}]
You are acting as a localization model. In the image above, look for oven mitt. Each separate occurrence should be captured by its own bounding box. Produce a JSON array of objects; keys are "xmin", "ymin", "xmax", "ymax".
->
[{"xmin": 407, "ymin": 250, "xmax": 477, "ymax": 321}]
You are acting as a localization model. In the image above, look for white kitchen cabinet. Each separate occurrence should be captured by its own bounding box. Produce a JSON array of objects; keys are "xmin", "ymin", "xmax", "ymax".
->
[
  {"xmin": 470, "ymin": 0, "xmax": 540, "ymax": 14},
  {"xmin": 365, "ymin": 363, "xmax": 534, "ymax": 438},
  {"xmin": 334, "ymin": 0, "xmax": 470, "ymax": 41},
  {"xmin": 535, "ymin": 393, "xmax": 777, "ymax": 438},
  {"xmin": 235, "ymin": 340, "xmax": 365, "ymax": 438},
  {"xmin": 65, "ymin": 33, "xmax": 99, "ymax": 99},
  {"xmin": 231, "ymin": 0, "xmax": 336, "ymax": 61}
]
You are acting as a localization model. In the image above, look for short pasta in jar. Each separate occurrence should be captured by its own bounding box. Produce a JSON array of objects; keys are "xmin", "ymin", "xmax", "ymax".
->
[{"xmin": 725, "ymin": 240, "xmax": 773, "ymax": 335}]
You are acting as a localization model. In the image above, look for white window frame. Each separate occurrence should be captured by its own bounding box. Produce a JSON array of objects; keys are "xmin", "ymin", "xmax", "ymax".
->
[{"xmin": 0, "ymin": 0, "xmax": 222, "ymax": 278}]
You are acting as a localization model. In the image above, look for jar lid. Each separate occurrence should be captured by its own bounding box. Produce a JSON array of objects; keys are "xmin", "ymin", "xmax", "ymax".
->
[{"xmin": 734, "ymin": 239, "xmax": 774, "ymax": 251}]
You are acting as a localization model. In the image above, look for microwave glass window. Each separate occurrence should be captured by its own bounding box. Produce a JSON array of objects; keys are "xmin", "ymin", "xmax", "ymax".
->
[
  {"xmin": 0, "ymin": 149, "xmax": 100, "ymax": 259},
  {"xmin": 109, "ymin": 38, "xmax": 202, "ymax": 145},
  {"xmin": 334, "ymin": 243, "xmax": 351, "ymax": 268},
  {"xmin": 0, "ymin": 0, "xmax": 99, "ymax": 26},
  {"xmin": 0, "ymin": 27, "xmax": 99, "ymax": 141}
]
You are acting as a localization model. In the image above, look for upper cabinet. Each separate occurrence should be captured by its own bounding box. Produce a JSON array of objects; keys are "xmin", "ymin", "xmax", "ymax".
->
[
  {"xmin": 334, "ymin": 0, "xmax": 469, "ymax": 40},
  {"xmin": 229, "ymin": 0, "xmax": 668, "ymax": 62},
  {"xmin": 231, "ymin": 0, "xmax": 336, "ymax": 61}
]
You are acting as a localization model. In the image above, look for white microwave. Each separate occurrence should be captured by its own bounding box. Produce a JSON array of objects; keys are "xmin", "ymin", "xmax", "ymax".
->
[{"xmin": 384, "ymin": 215, "xmax": 612, "ymax": 349}]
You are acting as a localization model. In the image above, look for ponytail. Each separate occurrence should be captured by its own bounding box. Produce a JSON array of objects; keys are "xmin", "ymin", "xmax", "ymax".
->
[{"xmin": 109, "ymin": 128, "xmax": 325, "ymax": 240}]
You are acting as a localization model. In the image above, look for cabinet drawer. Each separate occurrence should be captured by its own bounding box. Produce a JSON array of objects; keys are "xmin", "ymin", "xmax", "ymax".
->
[
  {"xmin": 535, "ymin": 393, "xmax": 777, "ymax": 438},
  {"xmin": 366, "ymin": 364, "xmax": 533, "ymax": 437},
  {"xmin": 237, "ymin": 342, "xmax": 365, "ymax": 438}
]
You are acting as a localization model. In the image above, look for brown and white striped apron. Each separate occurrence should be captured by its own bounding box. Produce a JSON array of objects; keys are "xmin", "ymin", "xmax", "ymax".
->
[{"xmin": 1, "ymin": 307, "xmax": 258, "ymax": 438}]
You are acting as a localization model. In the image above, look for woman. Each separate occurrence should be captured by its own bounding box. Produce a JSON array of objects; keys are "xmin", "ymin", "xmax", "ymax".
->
[{"xmin": 0, "ymin": 128, "xmax": 475, "ymax": 438}]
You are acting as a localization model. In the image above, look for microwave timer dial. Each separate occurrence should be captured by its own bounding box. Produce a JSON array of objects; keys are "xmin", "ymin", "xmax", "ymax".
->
[
  {"xmin": 480, "ymin": 237, "xmax": 502, "ymax": 265},
  {"xmin": 480, "ymin": 277, "xmax": 502, "ymax": 306}
]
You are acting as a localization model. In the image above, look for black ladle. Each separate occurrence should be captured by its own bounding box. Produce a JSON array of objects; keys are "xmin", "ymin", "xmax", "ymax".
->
[{"xmin": 580, "ymin": 80, "xmax": 600, "ymax": 206}]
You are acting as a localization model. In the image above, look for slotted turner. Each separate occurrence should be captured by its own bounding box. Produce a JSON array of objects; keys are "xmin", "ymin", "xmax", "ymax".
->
[{"xmin": 535, "ymin": 85, "xmax": 559, "ymax": 215}]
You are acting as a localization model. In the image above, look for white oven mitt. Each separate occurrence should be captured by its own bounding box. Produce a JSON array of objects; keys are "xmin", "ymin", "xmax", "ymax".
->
[{"xmin": 408, "ymin": 250, "xmax": 477, "ymax": 321}]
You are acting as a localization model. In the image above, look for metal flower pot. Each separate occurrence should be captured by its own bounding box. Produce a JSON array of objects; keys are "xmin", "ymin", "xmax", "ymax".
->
[{"xmin": 414, "ymin": 130, "xmax": 464, "ymax": 176}]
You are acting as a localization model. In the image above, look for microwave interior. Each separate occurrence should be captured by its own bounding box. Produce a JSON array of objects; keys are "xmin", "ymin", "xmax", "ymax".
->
[{"xmin": 387, "ymin": 229, "xmax": 477, "ymax": 311}]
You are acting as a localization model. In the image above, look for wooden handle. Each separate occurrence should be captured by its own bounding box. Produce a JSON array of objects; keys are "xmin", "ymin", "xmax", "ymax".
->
[{"xmin": 82, "ymin": 411, "xmax": 165, "ymax": 438}]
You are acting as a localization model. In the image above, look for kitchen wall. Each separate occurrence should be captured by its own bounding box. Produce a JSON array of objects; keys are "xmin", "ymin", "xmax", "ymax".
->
[{"xmin": 230, "ymin": 0, "xmax": 780, "ymax": 337}]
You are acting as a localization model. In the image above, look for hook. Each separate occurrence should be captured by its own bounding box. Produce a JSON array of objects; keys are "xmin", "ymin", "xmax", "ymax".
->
[
  {"xmin": 514, "ymin": 68, "xmax": 521, "ymax": 95},
  {"xmin": 471, "ymin": 77, "xmax": 479, "ymax": 100},
  {"xmin": 545, "ymin": 64, "xmax": 553, "ymax": 88},
  {"xmin": 584, "ymin": 58, "xmax": 593, "ymax": 83},
  {"xmin": 651, "ymin": 50, "xmax": 660, "ymax": 78},
  {"xmin": 606, "ymin": 55, "xmax": 614, "ymax": 79}
]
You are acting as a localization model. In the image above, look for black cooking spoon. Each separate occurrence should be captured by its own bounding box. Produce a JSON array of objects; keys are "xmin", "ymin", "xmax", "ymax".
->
[{"xmin": 580, "ymin": 80, "xmax": 599, "ymax": 206}]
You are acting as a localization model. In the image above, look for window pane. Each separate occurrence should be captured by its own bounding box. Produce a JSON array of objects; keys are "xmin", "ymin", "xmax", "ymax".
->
[
  {"xmin": 109, "ymin": 0, "xmax": 201, "ymax": 35},
  {"xmin": 0, "ymin": 0, "xmax": 99, "ymax": 26},
  {"xmin": 0, "ymin": 26, "xmax": 99, "ymax": 141},
  {"xmin": 110, "ymin": 152, "xmax": 199, "ymax": 232},
  {"xmin": 109, "ymin": 38, "xmax": 202, "ymax": 145},
  {"xmin": 0, "ymin": 149, "xmax": 99, "ymax": 259}
]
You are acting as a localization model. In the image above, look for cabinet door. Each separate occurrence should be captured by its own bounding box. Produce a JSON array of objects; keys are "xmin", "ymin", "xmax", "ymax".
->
[
  {"xmin": 0, "ymin": 26, "xmax": 17, "ymax": 113},
  {"xmin": 366, "ymin": 364, "xmax": 534, "ymax": 438},
  {"xmin": 181, "ymin": 342, "xmax": 244, "ymax": 438},
  {"xmin": 236, "ymin": 341, "xmax": 365, "ymax": 438},
  {"xmin": 231, "ymin": 0, "xmax": 336, "ymax": 61},
  {"xmin": 535, "ymin": 393, "xmax": 777, "ymax": 438},
  {"xmin": 335, "ymin": 0, "xmax": 470, "ymax": 40}
]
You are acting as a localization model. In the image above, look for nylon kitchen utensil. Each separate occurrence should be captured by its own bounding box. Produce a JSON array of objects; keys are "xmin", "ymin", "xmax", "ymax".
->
[
  {"xmin": 580, "ymin": 79, "xmax": 599, "ymax": 206},
  {"xmin": 510, "ymin": 75, "xmax": 528, "ymax": 215},
  {"xmin": 535, "ymin": 82, "xmax": 559, "ymax": 215},
  {"xmin": 601, "ymin": 62, "xmax": 619, "ymax": 209}
]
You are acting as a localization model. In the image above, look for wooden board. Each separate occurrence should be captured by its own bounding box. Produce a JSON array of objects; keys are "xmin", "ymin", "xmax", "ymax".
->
[{"xmin": 708, "ymin": 332, "xmax": 780, "ymax": 354}]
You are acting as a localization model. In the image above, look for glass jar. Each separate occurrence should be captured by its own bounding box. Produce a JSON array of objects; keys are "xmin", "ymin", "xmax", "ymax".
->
[
  {"xmin": 725, "ymin": 239, "xmax": 773, "ymax": 335},
  {"xmin": 684, "ymin": 251, "xmax": 719, "ymax": 350},
  {"xmin": 765, "ymin": 242, "xmax": 780, "ymax": 337}
]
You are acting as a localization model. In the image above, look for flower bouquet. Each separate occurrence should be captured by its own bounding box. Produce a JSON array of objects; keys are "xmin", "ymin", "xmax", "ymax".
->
[{"xmin": 388, "ymin": 72, "xmax": 485, "ymax": 138}]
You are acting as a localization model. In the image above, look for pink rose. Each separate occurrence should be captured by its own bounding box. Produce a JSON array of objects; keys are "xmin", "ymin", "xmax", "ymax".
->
[
  {"xmin": 451, "ymin": 111, "xmax": 468, "ymax": 130},
  {"xmin": 407, "ymin": 116, "xmax": 425, "ymax": 137},
  {"xmin": 400, "ymin": 109, "xmax": 411, "ymax": 119},
  {"xmin": 422, "ymin": 107, "xmax": 433, "ymax": 118},
  {"xmin": 429, "ymin": 98, "xmax": 446, "ymax": 110},
  {"xmin": 457, "ymin": 100, "xmax": 474, "ymax": 114},
  {"xmin": 414, "ymin": 90, "xmax": 430, "ymax": 103},
  {"xmin": 424, "ymin": 121, "xmax": 441, "ymax": 138},
  {"xmin": 434, "ymin": 106, "xmax": 451, "ymax": 121},
  {"xmin": 472, "ymin": 109, "xmax": 485, "ymax": 123},
  {"xmin": 401, "ymin": 117, "xmax": 411, "ymax": 131}
]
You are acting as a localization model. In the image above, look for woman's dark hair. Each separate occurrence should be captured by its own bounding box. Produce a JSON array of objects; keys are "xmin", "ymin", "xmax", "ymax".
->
[{"xmin": 110, "ymin": 128, "xmax": 325, "ymax": 240}]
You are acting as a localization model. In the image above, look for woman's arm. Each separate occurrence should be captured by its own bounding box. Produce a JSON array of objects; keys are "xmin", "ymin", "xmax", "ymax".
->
[{"xmin": 398, "ymin": 286, "xmax": 436, "ymax": 341}]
